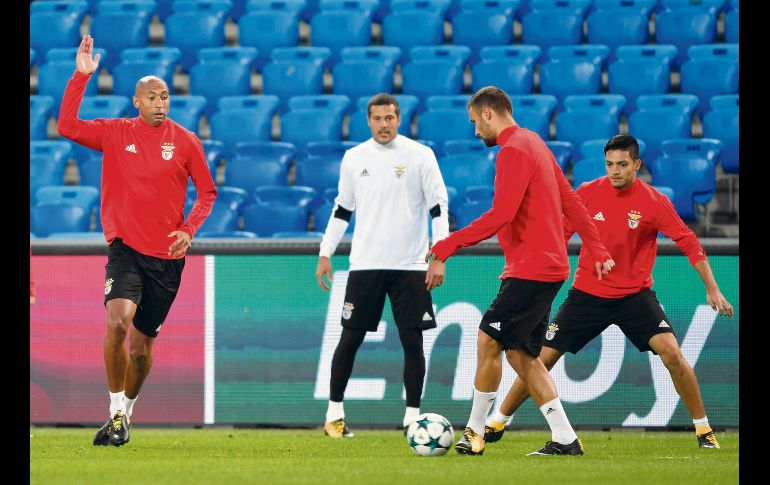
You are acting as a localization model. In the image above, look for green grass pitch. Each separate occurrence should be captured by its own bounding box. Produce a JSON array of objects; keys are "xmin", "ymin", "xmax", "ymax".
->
[{"xmin": 30, "ymin": 427, "xmax": 738, "ymax": 484}]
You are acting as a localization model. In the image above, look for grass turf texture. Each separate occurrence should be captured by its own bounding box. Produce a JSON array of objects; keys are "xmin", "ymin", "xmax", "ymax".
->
[{"xmin": 30, "ymin": 428, "xmax": 738, "ymax": 484}]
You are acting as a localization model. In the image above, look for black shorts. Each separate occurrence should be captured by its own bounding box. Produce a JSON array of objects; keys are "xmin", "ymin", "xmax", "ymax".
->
[
  {"xmin": 545, "ymin": 287, "xmax": 675, "ymax": 354},
  {"xmin": 340, "ymin": 270, "xmax": 437, "ymax": 332},
  {"xmin": 479, "ymin": 277, "xmax": 564, "ymax": 356},
  {"xmin": 104, "ymin": 238, "xmax": 185, "ymax": 338}
]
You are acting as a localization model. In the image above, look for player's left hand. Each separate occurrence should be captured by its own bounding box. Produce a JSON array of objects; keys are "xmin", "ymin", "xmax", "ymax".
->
[
  {"xmin": 168, "ymin": 230, "xmax": 192, "ymax": 258},
  {"xmin": 425, "ymin": 258, "xmax": 445, "ymax": 291},
  {"xmin": 707, "ymin": 289, "xmax": 734, "ymax": 317},
  {"xmin": 595, "ymin": 258, "xmax": 615, "ymax": 280}
]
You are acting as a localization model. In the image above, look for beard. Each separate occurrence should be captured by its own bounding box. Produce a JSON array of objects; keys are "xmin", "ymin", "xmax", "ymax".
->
[{"xmin": 481, "ymin": 136, "xmax": 497, "ymax": 147}]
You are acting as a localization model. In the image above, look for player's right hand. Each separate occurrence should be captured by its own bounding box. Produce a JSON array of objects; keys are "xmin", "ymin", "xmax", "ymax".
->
[
  {"xmin": 76, "ymin": 35, "xmax": 100, "ymax": 75},
  {"xmin": 595, "ymin": 258, "xmax": 615, "ymax": 280},
  {"xmin": 316, "ymin": 256, "xmax": 332, "ymax": 291}
]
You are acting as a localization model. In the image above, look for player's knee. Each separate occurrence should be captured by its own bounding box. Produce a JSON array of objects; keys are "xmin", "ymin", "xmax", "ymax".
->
[
  {"xmin": 478, "ymin": 332, "xmax": 501, "ymax": 357},
  {"xmin": 105, "ymin": 318, "xmax": 129, "ymax": 342},
  {"xmin": 129, "ymin": 347, "xmax": 150, "ymax": 368},
  {"xmin": 659, "ymin": 345, "xmax": 687, "ymax": 371}
]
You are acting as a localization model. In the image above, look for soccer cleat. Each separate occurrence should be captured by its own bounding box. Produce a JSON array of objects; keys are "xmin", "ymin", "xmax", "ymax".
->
[
  {"xmin": 108, "ymin": 411, "xmax": 130, "ymax": 447},
  {"xmin": 527, "ymin": 438, "xmax": 584, "ymax": 456},
  {"xmin": 92, "ymin": 418, "xmax": 112, "ymax": 446},
  {"xmin": 324, "ymin": 418, "xmax": 354, "ymax": 438},
  {"xmin": 484, "ymin": 420, "xmax": 507, "ymax": 443},
  {"xmin": 455, "ymin": 427, "xmax": 485, "ymax": 455},
  {"xmin": 697, "ymin": 431, "xmax": 720, "ymax": 449}
]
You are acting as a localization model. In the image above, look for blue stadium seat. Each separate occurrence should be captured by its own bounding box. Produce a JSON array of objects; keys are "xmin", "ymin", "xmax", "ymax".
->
[
  {"xmin": 383, "ymin": 0, "xmax": 450, "ymax": 63},
  {"xmin": 454, "ymin": 200, "xmax": 492, "ymax": 229},
  {"xmin": 424, "ymin": 95, "xmax": 471, "ymax": 111},
  {"xmin": 164, "ymin": 0, "xmax": 232, "ymax": 71},
  {"xmin": 417, "ymin": 108, "xmax": 476, "ymax": 146},
  {"xmin": 680, "ymin": 44, "xmax": 739, "ymax": 117},
  {"xmin": 89, "ymin": 1, "xmax": 156, "ymax": 71},
  {"xmin": 186, "ymin": 186, "xmax": 250, "ymax": 214},
  {"xmin": 650, "ymin": 155, "xmax": 715, "ymax": 221},
  {"xmin": 271, "ymin": 231, "xmax": 325, "ymax": 238},
  {"xmin": 437, "ymin": 154, "xmax": 495, "ymax": 197},
  {"xmin": 31, "ymin": 204, "xmax": 91, "ymax": 237},
  {"xmin": 579, "ymin": 138, "xmax": 647, "ymax": 161},
  {"xmin": 339, "ymin": 46, "xmax": 402, "ymax": 70},
  {"xmin": 661, "ymin": 138, "xmax": 722, "ymax": 164},
  {"xmin": 155, "ymin": 0, "xmax": 175, "ymax": 20},
  {"xmin": 38, "ymin": 48, "xmax": 106, "ymax": 117},
  {"xmin": 313, "ymin": 202, "xmax": 355, "ymax": 233},
  {"xmin": 31, "ymin": 49, "xmax": 36, "ymax": 69},
  {"xmin": 197, "ymin": 231, "xmax": 259, "ymax": 238},
  {"xmin": 417, "ymin": 139, "xmax": 444, "ymax": 159},
  {"xmin": 629, "ymin": 94, "xmax": 698, "ymax": 169},
  {"xmin": 702, "ymin": 95, "xmax": 738, "ymax": 174},
  {"xmin": 653, "ymin": 185, "xmax": 674, "ymax": 201},
  {"xmin": 30, "ymin": 1, "xmax": 89, "ymax": 56},
  {"xmin": 78, "ymin": 155, "xmax": 102, "ymax": 188},
  {"xmin": 510, "ymin": 94, "xmax": 558, "ymax": 140},
  {"xmin": 190, "ymin": 47, "xmax": 258, "ymax": 116},
  {"xmin": 593, "ymin": 0, "xmax": 655, "ymax": 14},
  {"xmin": 471, "ymin": 54, "xmax": 535, "ymax": 95},
  {"xmin": 195, "ymin": 204, "xmax": 240, "ymax": 233},
  {"xmin": 555, "ymin": 95, "xmax": 625, "ymax": 148},
  {"xmin": 35, "ymin": 186, "xmax": 100, "ymax": 212},
  {"xmin": 242, "ymin": 203, "xmax": 310, "ymax": 236},
  {"xmin": 31, "ymin": 96, "xmax": 55, "ymax": 141},
  {"xmin": 660, "ymin": 0, "xmax": 725, "ymax": 14},
  {"xmin": 571, "ymin": 157, "xmax": 607, "ymax": 188},
  {"xmin": 30, "ymin": 141, "xmax": 72, "ymax": 168},
  {"xmin": 586, "ymin": 4, "xmax": 651, "ymax": 60},
  {"xmin": 451, "ymin": 0, "xmax": 519, "ymax": 64},
  {"xmin": 47, "ymin": 231, "xmax": 104, "ymax": 239},
  {"xmin": 348, "ymin": 94, "xmax": 419, "ymax": 141},
  {"xmin": 30, "ymin": 158, "xmax": 64, "ymax": 205},
  {"xmin": 521, "ymin": 2, "xmax": 589, "ymax": 57},
  {"xmin": 478, "ymin": 45, "xmax": 541, "ymax": 65},
  {"xmin": 280, "ymin": 95, "xmax": 350, "ymax": 154},
  {"xmin": 254, "ymin": 185, "xmax": 317, "ymax": 210},
  {"xmin": 310, "ymin": 0, "xmax": 379, "ymax": 65},
  {"xmin": 223, "ymin": 158, "xmax": 288, "ymax": 191},
  {"xmin": 443, "ymin": 139, "xmax": 500, "ymax": 161},
  {"xmin": 463, "ymin": 184, "xmax": 495, "ymax": 203},
  {"xmin": 725, "ymin": 8, "xmax": 738, "ymax": 43},
  {"xmin": 546, "ymin": 140, "xmax": 574, "ymax": 172},
  {"xmin": 238, "ymin": 0, "xmax": 304, "ymax": 68},
  {"xmin": 307, "ymin": 141, "xmax": 360, "ymax": 157},
  {"xmin": 261, "ymin": 47, "xmax": 332, "ymax": 111},
  {"xmin": 332, "ymin": 60, "xmax": 395, "ymax": 104},
  {"xmin": 209, "ymin": 95, "xmax": 281, "ymax": 156},
  {"xmin": 609, "ymin": 45, "xmax": 678, "ymax": 114},
  {"xmin": 233, "ymin": 141, "xmax": 296, "ymax": 168},
  {"xmin": 167, "ymin": 96, "xmax": 208, "ymax": 134},
  {"xmin": 540, "ymin": 46, "xmax": 610, "ymax": 109},
  {"xmin": 201, "ymin": 139, "xmax": 225, "ymax": 181},
  {"xmin": 402, "ymin": 46, "xmax": 471, "ymax": 109},
  {"xmin": 294, "ymin": 155, "xmax": 345, "ymax": 193},
  {"xmin": 120, "ymin": 46, "xmax": 182, "ymax": 69},
  {"xmin": 654, "ymin": 7, "xmax": 717, "ymax": 69}
]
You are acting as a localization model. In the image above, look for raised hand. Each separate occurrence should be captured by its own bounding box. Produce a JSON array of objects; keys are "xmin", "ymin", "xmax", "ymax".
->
[{"xmin": 76, "ymin": 35, "xmax": 101, "ymax": 75}]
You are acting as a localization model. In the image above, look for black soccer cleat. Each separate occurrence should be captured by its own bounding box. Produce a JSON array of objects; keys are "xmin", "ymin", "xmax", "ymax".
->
[
  {"xmin": 455, "ymin": 427, "xmax": 485, "ymax": 455},
  {"xmin": 527, "ymin": 438, "xmax": 584, "ymax": 456},
  {"xmin": 697, "ymin": 431, "xmax": 720, "ymax": 449},
  {"xmin": 92, "ymin": 418, "xmax": 112, "ymax": 446},
  {"xmin": 108, "ymin": 411, "xmax": 130, "ymax": 447},
  {"xmin": 484, "ymin": 420, "xmax": 507, "ymax": 443}
]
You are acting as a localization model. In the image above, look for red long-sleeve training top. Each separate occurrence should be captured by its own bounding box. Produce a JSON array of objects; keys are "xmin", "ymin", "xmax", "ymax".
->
[
  {"xmin": 57, "ymin": 71, "xmax": 217, "ymax": 259},
  {"xmin": 568, "ymin": 177, "xmax": 707, "ymax": 298},
  {"xmin": 432, "ymin": 125, "xmax": 611, "ymax": 282}
]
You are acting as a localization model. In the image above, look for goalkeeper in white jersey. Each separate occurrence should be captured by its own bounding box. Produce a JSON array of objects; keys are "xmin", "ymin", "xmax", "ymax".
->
[{"xmin": 315, "ymin": 93, "xmax": 450, "ymax": 438}]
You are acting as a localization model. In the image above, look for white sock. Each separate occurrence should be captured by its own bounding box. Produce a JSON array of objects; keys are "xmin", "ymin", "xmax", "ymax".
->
[
  {"xmin": 109, "ymin": 390, "xmax": 126, "ymax": 416},
  {"xmin": 693, "ymin": 416, "xmax": 709, "ymax": 426},
  {"xmin": 489, "ymin": 409, "xmax": 512, "ymax": 425},
  {"xmin": 403, "ymin": 407, "xmax": 420, "ymax": 427},
  {"xmin": 124, "ymin": 395, "xmax": 138, "ymax": 418},
  {"xmin": 467, "ymin": 387, "xmax": 497, "ymax": 436},
  {"xmin": 326, "ymin": 400, "xmax": 344, "ymax": 422},
  {"xmin": 540, "ymin": 397, "xmax": 578, "ymax": 445}
]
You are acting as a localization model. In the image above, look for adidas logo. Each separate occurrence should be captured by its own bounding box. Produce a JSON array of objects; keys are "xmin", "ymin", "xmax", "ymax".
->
[
  {"xmin": 360, "ymin": 169, "xmax": 369, "ymax": 177},
  {"xmin": 422, "ymin": 312, "xmax": 432, "ymax": 321},
  {"xmin": 545, "ymin": 407, "xmax": 556, "ymax": 415},
  {"xmin": 659, "ymin": 320, "xmax": 670, "ymax": 328},
  {"xmin": 489, "ymin": 321, "xmax": 501, "ymax": 331},
  {"xmin": 125, "ymin": 144, "xmax": 137, "ymax": 153},
  {"xmin": 594, "ymin": 212, "xmax": 605, "ymax": 221}
]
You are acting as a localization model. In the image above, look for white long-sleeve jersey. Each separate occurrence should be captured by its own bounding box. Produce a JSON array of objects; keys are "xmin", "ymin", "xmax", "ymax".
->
[{"xmin": 319, "ymin": 135, "xmax": 450, "ymax": 271}]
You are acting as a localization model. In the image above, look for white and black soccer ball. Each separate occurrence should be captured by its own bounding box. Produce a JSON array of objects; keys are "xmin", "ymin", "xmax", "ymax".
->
[{"xmin": 406, "ymin": 412, "xmax": 454, "ymax": 457}]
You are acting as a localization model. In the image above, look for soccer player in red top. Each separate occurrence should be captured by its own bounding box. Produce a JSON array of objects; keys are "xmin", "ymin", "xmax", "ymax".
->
[
  {"xmin": 57, "ymin": 36, "xmax": 217, "ymax": 447},
  {"xmin": 483, "ymin": 134, "xmax": 733, "ymax": 449},
  {"xmin": 426, "ymin": 87, "xmax": 615, "ymax": 456}
]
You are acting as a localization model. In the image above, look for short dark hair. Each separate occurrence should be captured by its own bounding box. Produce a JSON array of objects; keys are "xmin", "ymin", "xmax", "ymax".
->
[
  {"xmin": 467, "ymin": 86, "xmax": 512, "ymax": 115},
  {"xmin": 367, "ymin": 93, "xmax": 400, "ymax": 118},
  {"xmin": 604, "ymin": 134, "xmax": 640, "ymax": 160}
]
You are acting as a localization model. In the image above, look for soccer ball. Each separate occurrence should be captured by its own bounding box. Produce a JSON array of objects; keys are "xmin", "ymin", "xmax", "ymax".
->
[{"xmin": 406, "ymin": 413, "xmax": 454, "ymax": 456}]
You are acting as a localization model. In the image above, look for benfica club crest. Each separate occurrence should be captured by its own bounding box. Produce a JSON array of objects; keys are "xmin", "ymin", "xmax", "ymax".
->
[
  {"xmin": 545, "ymin": 322, "xmax": 559, "ymax": 341},
  {"xmin": 627, "ymin": 210, "xmax": 642, "ymax": 229},
  {"xmin": 395, "ymin": 163, "xmax": 405, "ymax": 179},
  {"xmin": 342, "ymin": 302, "xmax": 354, "ymax": 320},
  {"xmin": 161, "ymin": 143, "xmax": 176, "ymax": 160}
]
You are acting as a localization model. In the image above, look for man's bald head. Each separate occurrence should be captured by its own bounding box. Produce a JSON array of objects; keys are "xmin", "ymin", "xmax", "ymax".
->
[
  {"xmin": 135, "ymin": 76, "xmax": 169, "ymax": 96},
  {"xmin": 133, "ymin": 76, "xmax": 170, "ymax": 126}
]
